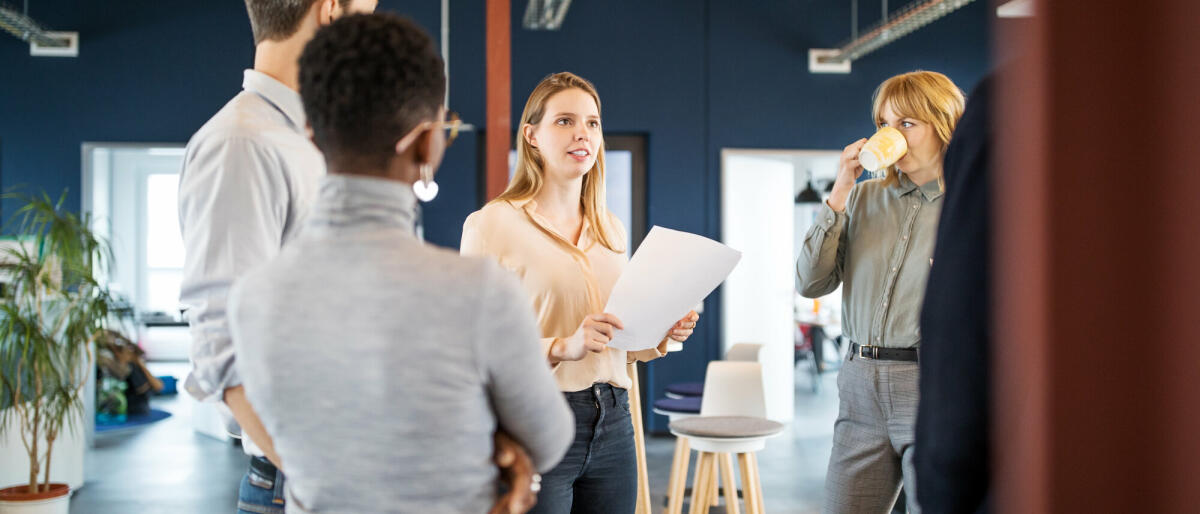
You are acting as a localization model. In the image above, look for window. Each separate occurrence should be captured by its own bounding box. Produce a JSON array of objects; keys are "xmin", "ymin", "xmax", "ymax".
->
[
  {"xmin": 83, "ymin": 144, "xmax": 185, "ymax": 316},
  {"xmin": 143, "ymin": 173, "xmax": 184, "ymax": 313}
]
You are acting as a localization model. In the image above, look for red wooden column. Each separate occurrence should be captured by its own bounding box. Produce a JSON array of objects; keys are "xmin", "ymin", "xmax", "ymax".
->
[
  {"xmin": 995, "ymin": 0, "xmax": 1200, "ymax": 512},
  {"xmin": 485, "ymin": 0, "xmax": 511, "ymax": 201}
]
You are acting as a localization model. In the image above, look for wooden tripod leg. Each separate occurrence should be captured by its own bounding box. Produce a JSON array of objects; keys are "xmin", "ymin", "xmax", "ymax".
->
[
  {"xmin": 738, "ymin": 453, "xmax": 760, "ymax": 514},
  {"xmin": 705, "ymin": 451, "xmax": 715, "ymax": 506},
  {"xmin": 628, "ymin": 362, "xmax": 652, "ymax": 514},
  {"xmin": 689, "ymin": 452, "xmax": 713, "ymax": 514},
  {"xmin": 748, "ymin": 453, "xmax": 765, "ymax": 513},
  {"xmin": 665, "ymin": 436, "xmax": 689, "ymax": 514},
  {"xmin": 720, "ymin": 453, "xmax": 741, "ymax": 514}
]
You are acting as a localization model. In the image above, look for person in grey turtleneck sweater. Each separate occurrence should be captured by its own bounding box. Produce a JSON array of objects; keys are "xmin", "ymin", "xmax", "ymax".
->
[{"xmin": 227, "ymin": 14, "xmax": 573, "ymax": 514}]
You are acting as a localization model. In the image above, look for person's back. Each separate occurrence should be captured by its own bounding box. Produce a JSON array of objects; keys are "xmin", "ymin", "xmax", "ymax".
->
[
  {"xmin": 226, "ymin": 14, "xmax": 573, "ymax": 513},
  {"xmin": 231, "ymin": 175, "xmax": 572, "ymax": 513}
]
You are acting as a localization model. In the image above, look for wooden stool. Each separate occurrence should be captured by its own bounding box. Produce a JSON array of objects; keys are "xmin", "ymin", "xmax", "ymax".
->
[
  {"xmin": 654, "ymin": 396, "xmax": 701, "ymax": 514},
  {"xmin": 669, "ymin": 416, "xmax": 784, "ymax": 514}
]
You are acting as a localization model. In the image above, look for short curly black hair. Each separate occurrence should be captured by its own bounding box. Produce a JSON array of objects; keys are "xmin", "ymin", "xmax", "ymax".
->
[{"xmin": 299, "ymin": 13, "xmax": 446, "ymax": 173}]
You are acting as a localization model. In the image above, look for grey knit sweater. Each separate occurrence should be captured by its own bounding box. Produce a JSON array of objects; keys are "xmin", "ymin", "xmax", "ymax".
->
[{"xmin": 230, "ymin": 174, "xmax": 573, "ymax": 513}]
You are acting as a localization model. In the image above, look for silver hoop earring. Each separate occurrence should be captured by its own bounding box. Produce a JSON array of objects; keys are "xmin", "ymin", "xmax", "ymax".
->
[{"xmin": 412, "ymin": 163, "xmax": 439, "ymax": 202}]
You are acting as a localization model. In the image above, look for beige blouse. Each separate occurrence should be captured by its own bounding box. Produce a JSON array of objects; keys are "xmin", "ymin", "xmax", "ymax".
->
[{"xmin": 461, "ymin": 198, "xmax": 668, "ymax": 392}]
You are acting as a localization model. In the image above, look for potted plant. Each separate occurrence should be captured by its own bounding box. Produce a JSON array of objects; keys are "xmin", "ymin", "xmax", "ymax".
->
[{"xmin": 0, "ymin": 191, "xmax": 125, "ymax": 513}]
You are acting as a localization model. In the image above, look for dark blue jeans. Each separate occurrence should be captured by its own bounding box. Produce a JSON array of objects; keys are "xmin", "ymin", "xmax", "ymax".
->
[
  {"xmin": 529, "ymin": 383, "xmax": 638, "ymax": 514},
  {"xmin": 237, "ymin": 457, "xmax": 285, "ymax": 514}
]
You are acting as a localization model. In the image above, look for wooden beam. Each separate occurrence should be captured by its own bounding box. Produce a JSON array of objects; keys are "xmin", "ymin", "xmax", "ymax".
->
[
  {"xmin": 996, "ymin": 0, "xmax": 1200, "ymax": 511},
  {"xmin": 485, "ymin": 0, "xmax": 511, "ymax": 201}
]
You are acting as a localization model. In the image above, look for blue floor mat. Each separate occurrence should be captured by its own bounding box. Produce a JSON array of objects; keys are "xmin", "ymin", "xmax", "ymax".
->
[{"xmin": 96, "ymin": 408, "xmax": 172, "ymax": 433}]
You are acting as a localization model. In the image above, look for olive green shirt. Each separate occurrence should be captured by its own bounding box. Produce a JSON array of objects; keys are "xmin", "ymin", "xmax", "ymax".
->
[{"xmin": 795, "ymin": 174, "xmax": 943, "ymax": 349}]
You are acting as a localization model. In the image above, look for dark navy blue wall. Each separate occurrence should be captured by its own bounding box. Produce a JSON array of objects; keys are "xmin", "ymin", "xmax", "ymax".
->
[
  {"xmin": 0, "ymin": 0, "xmax": 991, "ymax": 431},
  {"xmin": 0, "ymin": 0, "xmax": 444, "ymax": 219}
]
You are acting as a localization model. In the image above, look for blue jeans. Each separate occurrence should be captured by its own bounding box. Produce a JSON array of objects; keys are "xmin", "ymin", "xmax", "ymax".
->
[
  {"xmin": 529, "ymin": 383, "xmax": 638, "ymax": 514},
  {"xmin": 237, "ymin": 457, "xmax": 286, "ymax": 514}
]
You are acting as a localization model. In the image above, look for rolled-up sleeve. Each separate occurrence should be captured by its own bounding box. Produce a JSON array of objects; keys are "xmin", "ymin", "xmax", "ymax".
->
[
  {"xmin": 796, "ymin": 198, "xmax": 850, "ymax": 298},
  {"xmin": 178, "ymin": 136, "xmax": 286, "ymax": 402},
  {"xmin": 478, "ymin": 263, "xmax": 574, "ymax": 472}
]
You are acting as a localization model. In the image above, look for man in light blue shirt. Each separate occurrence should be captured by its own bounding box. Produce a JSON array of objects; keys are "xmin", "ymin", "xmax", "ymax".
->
[{"xmin": 179, "ymin": 2, "xmax": 378, "ymax": 512}]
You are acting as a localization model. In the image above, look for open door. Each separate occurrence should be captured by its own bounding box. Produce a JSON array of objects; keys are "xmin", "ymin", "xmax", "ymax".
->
[{"xmin": 721, "ymin": 151, "xmax": 795, "ymax": 422}]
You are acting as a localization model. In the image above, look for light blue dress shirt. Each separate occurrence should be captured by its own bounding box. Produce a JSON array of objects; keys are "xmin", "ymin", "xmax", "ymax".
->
[{"xmin": 177, "ymin": 70, "xmax": 324, "ymax": 412}]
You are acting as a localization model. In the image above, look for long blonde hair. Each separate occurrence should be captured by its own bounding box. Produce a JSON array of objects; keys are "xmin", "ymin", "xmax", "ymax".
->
[
  {"xmin": 493, "ymin": 72, "xmax": 623, "ymax": 253},
  {"xmin": 871, "ymin": 70, "xmax": 965, "ymax": 189}
]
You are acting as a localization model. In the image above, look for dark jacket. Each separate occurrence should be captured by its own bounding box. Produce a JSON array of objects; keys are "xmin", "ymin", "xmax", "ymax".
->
[{"xmin": 915, "ymin": 75, "xmax": 993, "ymax": 514}]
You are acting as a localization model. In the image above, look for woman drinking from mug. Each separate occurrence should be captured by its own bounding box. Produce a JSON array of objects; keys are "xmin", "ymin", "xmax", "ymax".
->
[
  {"xmin": 462, "ymin": 72, "xmax": 699, "ymax": 514},
  {"xmin": 795, "ymin": 70, "xmax": 965, "ymax": 514}
]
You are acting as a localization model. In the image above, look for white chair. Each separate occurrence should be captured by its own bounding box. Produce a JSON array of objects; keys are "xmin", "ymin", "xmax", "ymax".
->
[
  {"xmin": 664, "ymin": 344, "xmax": 762, "ymax": 400},
  {"xmin": 724, "ymin": 342, "xmax": 765, "ymax": 363},
  {"xmin": 667, "ymin": 361, "xmax": 783, "ymax": 514}
]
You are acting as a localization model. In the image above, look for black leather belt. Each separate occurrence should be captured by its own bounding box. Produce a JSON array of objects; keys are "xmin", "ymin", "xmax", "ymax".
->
[
  {"xmin": 248, "ymin": 455, "xmax": 278, "ymax": 481},
  {"xmin": 850, "ymin": 342, "xmax": 919, "ymax": 362}
]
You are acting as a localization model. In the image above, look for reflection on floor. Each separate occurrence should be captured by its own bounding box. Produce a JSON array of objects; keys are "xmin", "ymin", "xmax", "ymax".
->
[{"xmin": 71, "ymin": 365, "xmax": 838, "ymax": 513}]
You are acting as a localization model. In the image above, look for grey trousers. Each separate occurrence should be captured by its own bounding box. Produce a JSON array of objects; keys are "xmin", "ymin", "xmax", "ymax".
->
[{"xmin": 823, "ymin": 351, "xmax": 921, "ymax": 514}]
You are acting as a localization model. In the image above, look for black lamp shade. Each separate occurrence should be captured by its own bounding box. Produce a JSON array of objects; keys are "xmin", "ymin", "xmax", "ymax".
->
[{"xmin": 795, "ymin": 182, "xmax": 822, "ymax": 203}]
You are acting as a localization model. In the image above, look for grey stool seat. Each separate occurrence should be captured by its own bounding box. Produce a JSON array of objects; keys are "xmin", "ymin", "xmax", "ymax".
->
[{"xmin": 670, "ymin": 416, "xmax": 784, "ymax": 439}]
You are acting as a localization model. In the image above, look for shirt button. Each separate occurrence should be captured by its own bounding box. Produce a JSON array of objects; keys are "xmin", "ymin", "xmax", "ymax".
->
[
  {"xmin": 891, "ymin": 267, "xmax": 897, "ymax": 272},
  {"xmin": 902, "ymin": 235, "xmax": 908, "ymax": 240},
  {"xmin": 912, "ymin": 205, "xmax": 919, "ymax": 210},
  {"xmin": 883, "ymin": 301, "xmax": 888, "ymax": 307}
]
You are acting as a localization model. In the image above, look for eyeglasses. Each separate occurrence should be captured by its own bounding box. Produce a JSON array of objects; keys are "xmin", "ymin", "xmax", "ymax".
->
[{"xmin": 438, "ymin": 111, "xmax": 462, "ymax": 147}]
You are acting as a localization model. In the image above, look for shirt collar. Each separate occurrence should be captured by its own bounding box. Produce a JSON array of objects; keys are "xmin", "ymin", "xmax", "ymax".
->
[
  {"xmin": 242, "ymin": 69, "xmax": 307, "ymax": 131},
  {"xmin": 509, "ymin": 197, "xmax": 595, "ymax": 251},
  {"xmin": 891, "ymin": 172, "xmax": 944, "ymax": 202},
  {"xmin": 917, "ymin": 177, "xmax": 944, "ymax": 201}
]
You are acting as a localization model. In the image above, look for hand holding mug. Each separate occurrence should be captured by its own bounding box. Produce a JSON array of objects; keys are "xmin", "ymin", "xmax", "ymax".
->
[{"xmin": 828, "ymin": 138, "xmax": 868, "ymax": 212}]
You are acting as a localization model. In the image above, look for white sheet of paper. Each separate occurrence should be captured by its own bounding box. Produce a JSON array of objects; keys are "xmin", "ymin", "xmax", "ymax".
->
[{"xmin": 604, "ymin": 226, "xmax": 742, "ymax": 351}]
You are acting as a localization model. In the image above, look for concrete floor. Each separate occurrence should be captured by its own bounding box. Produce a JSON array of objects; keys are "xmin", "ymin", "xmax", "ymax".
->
[{"xmin": 71, "ymin": 365, "xmax": 839, "ymax": 513}]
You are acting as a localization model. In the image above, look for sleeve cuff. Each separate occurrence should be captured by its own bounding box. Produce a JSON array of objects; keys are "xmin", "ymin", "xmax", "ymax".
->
[
  {"xmin": 629, "ymin": 337, "xmax": 670, "ymax": 363},
  {"xmin": 183, "ymin": 365, "xmax": 243, "ymax": 403},
  {"xmin": 818, "ymin": 200, "xmax": 845, "ymax": 230}
]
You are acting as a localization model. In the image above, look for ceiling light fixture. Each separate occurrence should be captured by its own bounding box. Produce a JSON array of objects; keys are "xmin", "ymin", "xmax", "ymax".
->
[{"xmin": 809, "ymin": 0, "xmax": 977, "ymax": 73}]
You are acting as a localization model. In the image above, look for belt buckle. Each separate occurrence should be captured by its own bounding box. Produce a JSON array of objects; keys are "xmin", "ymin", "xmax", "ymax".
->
[
  {"xmin": 247, "ymin": 468, "xmax": 274, "ymax": 489},
  {"xmin": 859, "ymin": 345, "xmax": 879, "ymax": 360}
]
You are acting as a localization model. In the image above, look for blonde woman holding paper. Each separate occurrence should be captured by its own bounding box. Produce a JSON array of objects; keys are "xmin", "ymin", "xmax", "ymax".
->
[
  {"xmin": 461, "ymin": 72, "xmax": 698, "ymax": 514},
  {"xmin": 796, "ymin": 70, "xmax": 965, "ymax": 514}
]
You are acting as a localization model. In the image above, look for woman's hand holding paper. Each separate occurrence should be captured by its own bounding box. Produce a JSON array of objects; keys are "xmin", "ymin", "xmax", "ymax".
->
[
  {"xmin": 667, "ymin": 310, "xmax": 699, "ymax": 343},
  {"xmin": 550, "ymin": 313, "xmax": 625, "ymax": 363}
]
